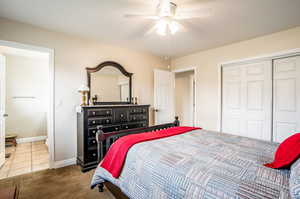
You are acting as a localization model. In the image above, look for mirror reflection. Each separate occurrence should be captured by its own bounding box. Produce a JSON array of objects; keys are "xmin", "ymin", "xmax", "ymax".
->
[{"xmin": 90, "ymin": 66, "xmax": 130, "ymax": 102}]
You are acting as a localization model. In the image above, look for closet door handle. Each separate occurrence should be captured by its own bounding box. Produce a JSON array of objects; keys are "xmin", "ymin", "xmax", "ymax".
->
[{"xmin": 3, "ymin": 114, "xmax": 8, "ymax": 117}]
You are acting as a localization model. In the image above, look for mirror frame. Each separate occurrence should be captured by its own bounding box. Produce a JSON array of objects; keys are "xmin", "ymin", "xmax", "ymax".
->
[{"xmin": 86, "ymin": 61, "xmax": 133, "ymax": 105}]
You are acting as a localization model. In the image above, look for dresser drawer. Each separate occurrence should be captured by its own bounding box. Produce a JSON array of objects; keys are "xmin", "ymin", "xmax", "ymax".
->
[
  {"xmin": 121, "ymin": 122, "xmax": 147, "ymax": 130},
  {"xmin": 129, "ymin": 107, "xmax": 147, "ymax": 114},
  {"xmin": 115, "ymin": 109, "xmax": 129, "ymax": 123},
  {"xmin": 86, "ymin": 150, "xmax": 97, "ymax": 162},
  {"xmin": 139, "ymin": 122, "xmax": 147, "ymax": 128},
  {"xmin": 129, "ymin": 114, "xmax": 147, "ymax": 122},
  {"xmin": 88, "ymin": 138, "xmax": 97, "ymax": 147},
  {"xmin": 88, "ymin": 128, "xmax": 97, "ymax": 137},
  {"xmin": 102, "ymin": 125, "xmax": 121, "ymax": 132},
  {"xmin": 88, "ymin": 118, "xmax": 112, "ymax": 126},
  {"xmin": 87, "ymin": 109, "xmax": 112, "ymax": 117}
]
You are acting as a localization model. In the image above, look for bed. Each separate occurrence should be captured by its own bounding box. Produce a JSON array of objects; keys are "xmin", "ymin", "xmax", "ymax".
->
[{"xmin": 91, "ymin": 118, "xmax": 294, "ymax": 199}]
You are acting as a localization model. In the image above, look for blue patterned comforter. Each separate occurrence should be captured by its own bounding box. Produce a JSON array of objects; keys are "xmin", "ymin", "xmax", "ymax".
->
[{"xmin": 91, "ymin": 129, "xmax": 291, "ymax": 198}]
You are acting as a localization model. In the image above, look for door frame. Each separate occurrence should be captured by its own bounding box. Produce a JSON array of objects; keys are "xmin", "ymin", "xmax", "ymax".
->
[
  {"xmin": 0, "ymin": 40, "xmax": 55, "ymax": 168},
  {"xmin": 172, "ymin": 67, "xmax": 197, "ymax": 126},
  {"xmin": 0, "ymin": 54, "xmax": 6, "ymax": 167},
  {"xmin": 218, "ymin": 48, "xmax": 300, "ymax": 133}
]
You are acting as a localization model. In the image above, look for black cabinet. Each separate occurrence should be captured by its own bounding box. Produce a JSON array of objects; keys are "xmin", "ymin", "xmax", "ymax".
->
[{"xmin": 77, "ymin": 104, "xmax": 150, "ymax": 172}]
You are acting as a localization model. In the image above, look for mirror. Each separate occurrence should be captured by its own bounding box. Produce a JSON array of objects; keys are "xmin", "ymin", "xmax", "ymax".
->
[
  {"xmin": 87, "ymin": 61, "xmax": 132, "ymax": 105},
  {"xmin": 90, "ymin": 67, "xmax": 129, "ymax": 102}
]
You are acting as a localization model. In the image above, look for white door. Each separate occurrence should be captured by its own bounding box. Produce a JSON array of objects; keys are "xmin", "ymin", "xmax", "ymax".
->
[
  {"xmin": 154, "ymin": 69, "xmax": 175, "ymax": 124},
  {"xmin": 222, "ymin": 61, "xmax": 272, "ymax": 140},
  {"xmin": 241, "ymin": 61, "xmax": 272, "ymax": 140},
  {"xmin": 222, "ymin": 65, "xmax": 242, "ymax": 136},
  {"xmin": 273, "ymin": 56, "xmax": 300, "ymax": 142},
  {"xmin": 0, "ymin": 54, "xmax": 6, "ymax": 167}
]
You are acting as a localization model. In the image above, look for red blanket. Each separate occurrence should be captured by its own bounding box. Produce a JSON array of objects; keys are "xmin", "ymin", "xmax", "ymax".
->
[{"xmin": 100, "ymin": 126, "xmax": 201, "ymax": 178}]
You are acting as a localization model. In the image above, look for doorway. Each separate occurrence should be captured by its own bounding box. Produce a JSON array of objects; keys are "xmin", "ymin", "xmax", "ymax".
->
[
  {"xmin": 174, "ymin": 69, "xmax": 196, "ymax": 126},
  {"xmin": 0, "ymin": 41, "xmax": 54, "ymax": 179}
]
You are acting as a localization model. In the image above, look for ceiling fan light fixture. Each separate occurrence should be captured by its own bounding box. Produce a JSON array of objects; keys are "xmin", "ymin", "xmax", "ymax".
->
[
  {"xmin": 169, "ymin": 21, "xmax": 179, "ymax": 35},
  {"xmin": 157, "ymin": 1, "xmax": 177, "ymax": 17},
  {"xmin": 155, "ymin": 19, "xmax": 168, "ymax": 36},
  {"xmin": 155, "ymin": 19, "xmax": 179, "ymax": 36},
  {"xmin": 124, "ymin": 0, "xmax": 212, "ymax": 36}
]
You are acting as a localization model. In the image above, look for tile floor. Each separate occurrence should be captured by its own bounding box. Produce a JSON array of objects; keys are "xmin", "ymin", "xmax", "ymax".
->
[{"xmin": 0, "ymin": 140, "xmax": 49, "ymax": 179}]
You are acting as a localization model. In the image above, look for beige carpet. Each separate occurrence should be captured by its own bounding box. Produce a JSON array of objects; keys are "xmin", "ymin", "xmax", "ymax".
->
[{"xmin": 0, "ymin": 165, "xmax": 115, "ymax": 199}]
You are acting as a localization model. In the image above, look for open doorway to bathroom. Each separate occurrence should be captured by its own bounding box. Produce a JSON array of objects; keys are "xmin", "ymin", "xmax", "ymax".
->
[
  {"xmin": 0, "ymin": 43, "xmax": 53, "ymax": 179},
  {"xmin": 174, "ymin": 69, "xmax": 196, "ymax": 126}
]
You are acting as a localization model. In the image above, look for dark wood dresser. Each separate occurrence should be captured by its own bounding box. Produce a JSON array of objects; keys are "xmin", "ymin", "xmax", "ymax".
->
[{"xmin": 77, "ymin": 104, "xmax": 150, "ymax": 172}]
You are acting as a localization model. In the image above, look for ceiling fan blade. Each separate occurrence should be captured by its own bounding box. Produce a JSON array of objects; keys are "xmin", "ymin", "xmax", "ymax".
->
[
  {"xmin": 179, "ymin": 20, "xmax": 203, "ymax": 34},
  {"xmin": 145, "ymin": 23, "xmax": 158, "ymax": 36},
  {"xmin": 124, "ymin": 14, "xmax": 159, "ymax": 20},
  {"xmin": 173, "ymin": 21, "xmax": 187, "ymax": 33},
  {"xmin": 127, "ymin": 21, "xmax": 157, "ymax": 39},
  {"xmin": 175, "ymin": 15, "xmax": 208, "ymax": 20}
]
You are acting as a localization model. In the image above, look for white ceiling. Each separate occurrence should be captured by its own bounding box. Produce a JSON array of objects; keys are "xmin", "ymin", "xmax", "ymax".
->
[{"xmin": 0, "ymin": 0, "xmax": 300, "ymax": 58}]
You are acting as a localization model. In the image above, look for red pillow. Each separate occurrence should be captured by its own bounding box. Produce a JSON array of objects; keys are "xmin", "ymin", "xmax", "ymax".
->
[{"xmin": 264, "ymin": 133, "xmax": 300, "ymax": 169}]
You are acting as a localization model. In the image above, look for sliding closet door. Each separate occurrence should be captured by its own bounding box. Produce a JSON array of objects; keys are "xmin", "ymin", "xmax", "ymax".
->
[
  {"xmin": 222, "ymin": 65, "xmax": 242, "ymax": 136},
  {"xmin": 222, "ymin": 61, "xmax": 272, "ymax": 140},
  {"xmin": 273, "ymin": 56, "xmax": 300, "ymax": 142},
  {"xmin": 242, "ymin": 61, "xmax": 272, "ymax": 140}
]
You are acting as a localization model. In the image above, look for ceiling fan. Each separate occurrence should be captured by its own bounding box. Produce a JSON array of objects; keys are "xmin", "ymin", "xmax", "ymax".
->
[{"xmin": 124, "ymin": 0, "xmax": 211, "ymax": 36}]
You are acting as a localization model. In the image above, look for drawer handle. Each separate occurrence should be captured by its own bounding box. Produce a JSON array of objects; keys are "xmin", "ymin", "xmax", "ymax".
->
[
  {"xmin": 92, "ymin": 121, "xmax": 96, "ymax": 124},
  {"xmin": 106, "ymin": 111, "xmax": 110, "ymax": 114},
  {"xmin": 92, "ymin": 112, "xmax": 96, "ymax": 115},
  {"xmin": 93, "ymin": 130, "xmax": 96, "ymax": 134},
  {"xmin": 92, "ymin": 140, "xmax": 96, "ymax": 144},
  {"xmin": 125, "ymin": 126, "xmax": 128, "ymax": 129},
  {"xmin": 106, "ymin": 119, "xmax": 110, "ymax": 123},
  {"xmin": 120, "ymin": 114, "xmax": 124, "ymax": 117},
  {"xmin": 115, "ymin": 127, "xmax": 119, "ymax": 131},
  {"xmin": 92, "ymin": 153, "xmax": 96, "ymax": 157}
]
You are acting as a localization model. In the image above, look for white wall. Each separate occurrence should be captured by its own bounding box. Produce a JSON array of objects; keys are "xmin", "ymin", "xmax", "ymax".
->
[
  {"xmin": 175, "ymin": 71, "xmax": 194, "ymax": 126},
  {"xmin": 5, "ymin": 54, "xmax": 48, "ymax": 138},
  {"xmin": 172, "ymin": 26, "xmax": 300, "ymax": 131},
  {"xmin": 0, "ymin": 18, "xmax": 169, "ymax": 162}
]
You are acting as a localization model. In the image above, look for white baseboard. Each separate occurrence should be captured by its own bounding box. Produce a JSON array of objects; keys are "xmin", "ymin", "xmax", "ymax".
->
[
  {"xmin": 54, "ymin": 158, "xmax": 76, "ymax": 169},
  {"xmin": 16, "ymin": 136, "xmax": 47, "ymax": 144}
]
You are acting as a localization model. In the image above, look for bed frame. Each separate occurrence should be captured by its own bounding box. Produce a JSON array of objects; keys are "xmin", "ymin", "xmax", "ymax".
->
[{"xmin": 95, "ymin": 117, "xmax": 180, "ymax": 198}]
